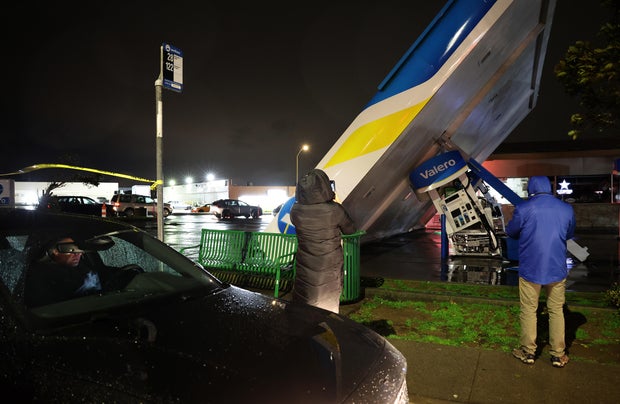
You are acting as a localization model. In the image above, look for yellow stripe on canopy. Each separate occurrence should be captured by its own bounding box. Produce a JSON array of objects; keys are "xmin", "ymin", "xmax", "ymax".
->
[{"xmin": 323, "ymin": 98, "xmax": 429, "ymax": 168}]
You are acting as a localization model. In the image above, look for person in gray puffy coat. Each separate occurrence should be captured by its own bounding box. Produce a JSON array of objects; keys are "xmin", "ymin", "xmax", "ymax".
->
[{"xmin": 290, "ymin": 169, "xmax": 356, "ymax": 313}]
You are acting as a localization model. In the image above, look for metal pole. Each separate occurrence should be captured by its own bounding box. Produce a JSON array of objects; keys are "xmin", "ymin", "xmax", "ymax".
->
[
  {"xmin": 440, "ymin": 214, "xmax": 449, "ymax": 260},
  {"xmin": 295, "ymin": 144, "xmax": 309, "ymax": 184},
  {"xmin": 155, "ymin": 46, "xmax": 164, "ymax": 241},
  {"xmin": 296, "ymin": 149, "xmax": 302, "ymax": 184}
]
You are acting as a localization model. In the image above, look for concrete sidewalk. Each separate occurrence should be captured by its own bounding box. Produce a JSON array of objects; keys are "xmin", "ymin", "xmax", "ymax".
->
[{"xmin": 391, "ymin": 339, "xmax": 620, "ymax": 404}]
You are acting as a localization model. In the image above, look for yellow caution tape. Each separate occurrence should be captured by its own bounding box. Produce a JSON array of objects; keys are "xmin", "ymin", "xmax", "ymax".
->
[{"xmin": 0, "ymin": 164, "xmax": 161, "ymax": 190}]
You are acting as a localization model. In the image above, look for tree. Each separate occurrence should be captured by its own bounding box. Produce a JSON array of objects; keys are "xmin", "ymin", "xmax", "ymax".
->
[
  {"xmin": 554, "ymin": 0, "xmax": 620, "ymax": 140},
  {"xmin": 37, "ymin": 173, "xmax": 105, "ymax": 210},
  {"xmin": 37, "ymin": 181, "xmax": 66, "ymax": 211}
]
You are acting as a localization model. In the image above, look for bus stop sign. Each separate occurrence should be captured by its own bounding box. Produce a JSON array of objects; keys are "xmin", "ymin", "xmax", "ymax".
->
[{"xmin": 162, "ymin": 43, "xmax": 183, "ymax": 93}]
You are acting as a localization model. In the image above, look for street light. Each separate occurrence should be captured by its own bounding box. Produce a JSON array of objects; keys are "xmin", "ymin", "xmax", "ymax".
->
[{"xmin": 296, "ymin": 144, "xmax": 309, "ymax": 183}]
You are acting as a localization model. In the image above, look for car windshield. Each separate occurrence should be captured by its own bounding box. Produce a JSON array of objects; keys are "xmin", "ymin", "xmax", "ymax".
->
[{"xmin": 0, "ymin": 210, "xmax": 223, "ymax": 329}]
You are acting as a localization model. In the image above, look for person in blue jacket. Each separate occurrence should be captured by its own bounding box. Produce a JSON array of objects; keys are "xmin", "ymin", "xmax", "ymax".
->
[{"xmin": 506, "ymin": 176, "xmax": 576, "ymax": 368}]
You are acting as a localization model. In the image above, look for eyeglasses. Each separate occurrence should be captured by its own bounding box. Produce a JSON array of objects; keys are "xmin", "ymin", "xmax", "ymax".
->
[
  {"xmin": 56, "ymin": 242, "xmax": 85, "ymax": 254},
  {"xmin": 57, "ymin": 249, "xmax": 83, "ymax": 255}
]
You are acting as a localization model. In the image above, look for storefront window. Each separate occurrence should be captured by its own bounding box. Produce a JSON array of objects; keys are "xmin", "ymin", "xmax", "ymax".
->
[
  {"xmin": 490, "ymin": 175, "xmax": 614, "ymax": 204},
  {"xmin": 556, "ymin": 175, "xmax": 612, "ymax": 203}
]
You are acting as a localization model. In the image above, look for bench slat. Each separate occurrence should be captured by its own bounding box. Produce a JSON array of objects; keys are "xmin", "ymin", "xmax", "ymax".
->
[
  {"xmin": 197, "ymin": 229, "xmax": 246, "ymax": 270},
  {"xmin": 237, "ymin": 232, "xmax": 298, "ymax": 297}
]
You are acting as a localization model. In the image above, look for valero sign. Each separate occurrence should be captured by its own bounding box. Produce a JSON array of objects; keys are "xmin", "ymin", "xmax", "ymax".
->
[{"xmin": 409, "ymin": 150, "xmax": 467, "ymax": 190}]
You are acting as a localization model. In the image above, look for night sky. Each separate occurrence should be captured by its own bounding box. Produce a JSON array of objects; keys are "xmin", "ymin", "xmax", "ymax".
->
[{"xmin": 0, "ymin": 1, "xmax": 611, "ymax": 186}]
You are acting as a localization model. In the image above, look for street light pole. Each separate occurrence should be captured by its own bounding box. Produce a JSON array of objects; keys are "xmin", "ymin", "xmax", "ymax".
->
[
  {"xmin": 296, "ymin": 144, "xmax": 309, "ymax": 184},
  {"xmin": 155, "ymin": 64, "xmax": 164, "ymax": 242}
]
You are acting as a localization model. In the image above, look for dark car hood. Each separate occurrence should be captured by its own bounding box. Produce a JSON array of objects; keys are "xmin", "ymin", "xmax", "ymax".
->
[{"xmin": 30, "ymin": 286, "xmax": 406, "ymax": 403}]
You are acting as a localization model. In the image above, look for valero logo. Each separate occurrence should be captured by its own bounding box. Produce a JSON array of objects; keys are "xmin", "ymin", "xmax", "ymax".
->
[{"xmin": 409, "ymin": 150, "xmax": 466, "ymax": 189}]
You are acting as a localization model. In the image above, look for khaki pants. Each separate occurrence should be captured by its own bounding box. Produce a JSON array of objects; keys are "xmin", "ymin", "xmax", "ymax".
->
[{"xmin": 518, "ymin": 277, "xmax": 566, "ymax": 357}]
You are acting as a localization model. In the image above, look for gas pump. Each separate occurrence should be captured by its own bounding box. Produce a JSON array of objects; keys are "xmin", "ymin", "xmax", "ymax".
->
[
  {"xmin": 410, "ymin": 150, "xmax": 501, "ymax": 256},
  {"xmin": 411, "ymin": 150, "xmax": 590, "ymax": 262}
]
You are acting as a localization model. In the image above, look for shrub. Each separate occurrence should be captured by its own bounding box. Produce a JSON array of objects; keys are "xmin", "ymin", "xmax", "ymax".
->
[{"xmin": 603, "ymin": 283, "xmax": 620, "ymax": 311}]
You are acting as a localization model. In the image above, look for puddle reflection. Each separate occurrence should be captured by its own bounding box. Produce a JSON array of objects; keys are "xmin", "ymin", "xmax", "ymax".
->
[{"xmin": 442, "ymin": 257, "xmax": 518, "ymax": 286}]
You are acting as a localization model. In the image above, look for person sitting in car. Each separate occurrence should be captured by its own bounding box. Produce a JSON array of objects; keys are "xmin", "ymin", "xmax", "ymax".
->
[{"xmin": 24, "ymin": 236, "xmax": 140, "ymax": 308}]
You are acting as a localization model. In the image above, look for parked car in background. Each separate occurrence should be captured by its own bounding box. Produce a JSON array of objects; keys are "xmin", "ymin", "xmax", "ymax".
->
[
  {"xmin": 210, "ymin": 199, "xmax": 262, "ymax": 219},
  {"xmin": 191, "ymin": 203, "xmax": 211, "ymax": 213},
  {"xmin": 39, "ymin": 195, "xmax": 115, "ymax": 217},
  {"xmin": 167, "ymin": 200, "xmax": 192, "ymax": 212},
  {"xmin": 110, "ymin": 194, "xmax": 172, "ymax": 217},
  {"xmin": 0, "ymin": 208, "xmax": 409, "ymax": 402}
]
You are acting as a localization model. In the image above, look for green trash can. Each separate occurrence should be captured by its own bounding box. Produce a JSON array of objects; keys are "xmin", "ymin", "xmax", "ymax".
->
[{"xmin": 340, "ymin": 231, "xmax": 365, "ymax": 303}]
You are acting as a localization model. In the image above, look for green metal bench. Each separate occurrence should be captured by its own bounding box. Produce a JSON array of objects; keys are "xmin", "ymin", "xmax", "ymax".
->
[
  {"xmin": 237, "ymin": 232, "xmax": 297, "ymax": 298},
  {"xmin": 180, "ymin": 229, "xmax": 297, "ymax": 298},
  {"xmin": 181, "ymin": 229, "xmax": 365, "ymax": 302},
  {"xmin": 180, "ymin": 229, "xmax": 246, "ymax": 270}
]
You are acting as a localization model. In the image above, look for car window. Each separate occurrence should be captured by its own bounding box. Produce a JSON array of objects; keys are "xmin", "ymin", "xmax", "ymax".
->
[
  {"xmin": 21, "ymin": 230, "xmax": 221, "ymax": 319},
  {"xmin": 0, "ymin": 235, "xmax": 29, "ymax": 295},
  {"xmin": 98, "ymin": 236, "xmax": 176, "ymax": 275},
  {"xmin": 230, "ymin": 200, "xmax": 238, "ymax": 207},
  {"xmin": 0, "ymin": 210, "xmax": 224, "ymax": 323},
  {"xmin": 239, "ymin": 201, "xmax": 249, "ymax": 207},
  {"xmin": 83, "ymin": 198, "xmax": 96, "ymax": 205},
  {"xmin": 145, "ymin": 196, "xmax": 155, "ymax": 204}
]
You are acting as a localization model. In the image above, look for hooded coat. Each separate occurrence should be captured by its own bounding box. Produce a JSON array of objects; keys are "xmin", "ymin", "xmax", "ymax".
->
[
  {"xmin": 290, "ymin": 169, "xmax": 356, "ymax": 311},
  {"xmin": 505, "ymin": 176, "xmax": 576, "ymax": 285}
]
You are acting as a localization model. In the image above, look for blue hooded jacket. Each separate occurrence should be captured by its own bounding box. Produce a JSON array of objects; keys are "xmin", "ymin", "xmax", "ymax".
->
[{"xmin": 505, "ymin": 176, "xmax": 576, "ymax": 284}]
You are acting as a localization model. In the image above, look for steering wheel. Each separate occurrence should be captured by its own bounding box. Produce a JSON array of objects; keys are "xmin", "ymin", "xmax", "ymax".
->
[
  {"xmin": 120, "ymin": 264, "xmax": 145, "ymax": 273},
  {"xmin": 103, "ymin": 264, "xmax": 144, "ymax": 292}
]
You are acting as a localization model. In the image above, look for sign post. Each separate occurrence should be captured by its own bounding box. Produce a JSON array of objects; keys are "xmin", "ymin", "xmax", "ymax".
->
[{"xmin": 155, "ymin": 43, "xmax": 183, "ymax": 241}]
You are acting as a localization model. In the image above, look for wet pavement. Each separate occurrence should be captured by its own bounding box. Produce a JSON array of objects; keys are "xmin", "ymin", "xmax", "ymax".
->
[
  {"xmin": 356, "ymin": 228, "xmax": 619, "ymax": 293},
  {"xmin": 153, "ymin": 213, "xmax": 620, "ymax": 293}
]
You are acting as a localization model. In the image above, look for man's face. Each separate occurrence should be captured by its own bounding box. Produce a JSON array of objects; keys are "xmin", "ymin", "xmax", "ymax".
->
[{"xmin": 52, "ymin": 238, "xmax": 83, "ymax": 267}]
